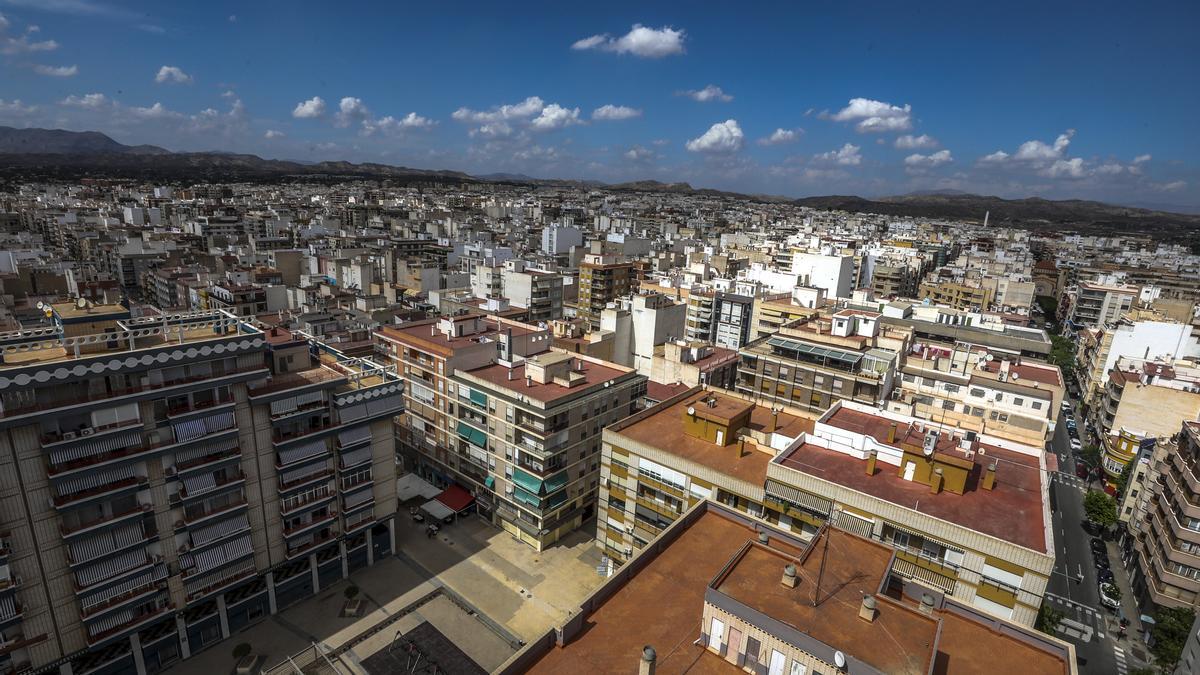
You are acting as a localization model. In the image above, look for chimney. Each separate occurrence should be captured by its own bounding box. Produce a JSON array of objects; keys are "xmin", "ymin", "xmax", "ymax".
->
[
  {"xmin": 639, "ymin": 646, "xmax": 656, "ymax": 675},
  {"xmin": 866, "ymin": 450, "xmax": 877, "ymax": 476},
  {"xmin": 858, "ymin": 595, "xmax": 877, "ymax": 623},
  {"xmin": 930, "ymin": 467, "xmax": 944, "ymax": 494},
  {"xmin": 781, "ymin": 563, "xmax": 798, "ymax": 588},
  {"xmin": 919, "ymin": 593, "xmax": 936, "ymax": 614},
  {"xmin": 887, "ymin": 423, "xmax": 897, "ymax": 444},
  {"xmin": 738, "ymin": 438, "xmax": 748, "ymax": 457},
  {"xmin": 982, "ymin": 462, "xmax": 997, "ymax": 490},
  {"xmin": 430, "ymin": 324, "xmax": 436, "ymax": 336},
  {"xmin": 526, "ymin": 375, "xmax": 533, "ymax": 388},
  {"xmin": 507, "ymin": 368, "xmax": 513, "ymax": 381},
  {"xmin": 768, "ymin": 409, "xmax": 779, "ymax": 434}
]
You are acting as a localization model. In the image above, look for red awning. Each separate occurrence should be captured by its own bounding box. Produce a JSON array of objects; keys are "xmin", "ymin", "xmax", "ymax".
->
[{"xmin": 436, "ymin": 484, "xmax": 475, "ymax": 513}]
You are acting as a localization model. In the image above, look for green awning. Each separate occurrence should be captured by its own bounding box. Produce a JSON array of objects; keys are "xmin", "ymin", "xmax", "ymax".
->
[
  {"xmin": 512, "ymin": 468, "xmax": 544, "ymax": 494},
  {"xmin": 513, "ymin": 485, "xmax": 541, "ymax": 507},
  {"xmin": 544, "ymin": 470, "xmax": 568, "ymax": 494},
  {"xmin": 469, "ymin": 389, "xmax": 487, "ymax": 406},
  {"xmin": 484, "ymin": 476, "xmax": 495, "ymax": 490},
  {"xmin": 455, "ymin": 421, "xmax": 487, "ymax": 448}
]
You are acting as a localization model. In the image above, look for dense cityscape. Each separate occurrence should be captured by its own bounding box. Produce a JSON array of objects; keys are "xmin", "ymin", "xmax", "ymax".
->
[
  {"xmin": 0, "ymin": 177, "xmax": 1194, "ymax": 675},
  {"xmin": 1, "ymin": 2, "xmax": 1199, "ymax": 675}
]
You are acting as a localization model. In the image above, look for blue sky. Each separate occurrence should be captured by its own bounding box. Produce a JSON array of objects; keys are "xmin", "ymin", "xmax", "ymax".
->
[{"xmin": 1, "ymin": 0, "xmax": 1198, "ymax": 208}]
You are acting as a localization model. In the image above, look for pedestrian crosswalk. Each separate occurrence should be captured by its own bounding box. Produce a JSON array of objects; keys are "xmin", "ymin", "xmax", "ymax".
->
[
  {"xmin": 1113, "ymin": 645, "xmax": 1127, "ymax": 675},
  {"xmin": 1051, "ymin": 472, "xmax": 1089, "ymax": 492}
]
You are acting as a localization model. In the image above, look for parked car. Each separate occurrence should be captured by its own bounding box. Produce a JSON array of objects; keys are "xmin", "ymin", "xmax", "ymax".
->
[
  {"xmin": 1099, "ymin": 582, "xmax": 1121, "ymax": 610},
  {"xmin": 1070, "ymin": 438, "xmax": 1083, "ymax": 451},
  {"xmin": 1061, "ymin": 400, "xmax": 1072, "ymax": 411},
  {"xmin": 1090, "ymin": 538, "xmax": 1107, "ymax": 555},
  {"xmin": 1097, "ymin": 569, "xmax": 1115, "ymax": 584},
  {"xmin": 1076, "ymin": 461, "xmax": 1091, "ymax": 479},
  {"xmin": 1094, "ymin": 554, "xmax": 1110, "ymax": 571}
]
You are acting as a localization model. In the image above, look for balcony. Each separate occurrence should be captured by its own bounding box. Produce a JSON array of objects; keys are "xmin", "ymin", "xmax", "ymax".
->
[
  {"xmin": 53, "ymin": 476, "xmax": 149, "ymax": 508},
  {"xmin": 285, "ymin": 530, "xmax": 338, "ymax": 560},
  {"xmin": 61, "ymin": 504, "xmax": 153, "ymax": 538},
  {"xmin": 179, "ymin": 497, "xmax": 247, "ymax": 529},
  {"xmin": 280, "ymin": 487, "xmax": 336, "ymax": 517},
  {"xmin": 283, "ymin": 510, "xmax": 338, "ymax": 538},
  {"xmin": 85, "ymin": 602, "xmax": 173, "ymax": 646},
  {"xmin": 279, "ymin": 467, "xmax": 334, "ymax": 493},
  {"xmin": 46, "ymin": 442, "xmax": 158, "ymax": 478},
  {"xmin": 170, "ymin": 446, "xmax": 242, "ymax": 476},
  {"xmin": 166, "ymin": 395, "xmax": 235, "ymax": 419},
  {"xmin": 175, "ymin": 471, "xmax": 244, "ymax": 502},
  {"xmin": 80, "ymin": 577, "xmax": 166, "ymax": 619},
  {"xmin": 246, "ymin": 369, "xmax": 344, "ymax": 398},
  {"xmin": 273, "ymin": 421, "xmax": 336, "ymax": 445},
  {"xmin": 41, "ymin": 417, "xmax": 143, "ymax": 448},
  {"xmin": 0, "ymin": 365, "xmax": 266, "ymax": 422},
  {"xmin": 890, "ymin": 552, "xmax": 958, "ymax": 595}
]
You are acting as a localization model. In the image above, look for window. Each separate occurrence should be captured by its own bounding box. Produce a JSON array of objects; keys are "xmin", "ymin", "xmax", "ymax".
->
[
  {"xmin": 902, "ymin": 373, "xmax": 915, "ymax": 383},
  {"xmin": 1014, "ymin": 397, "xmax": 1024, "ymax": 406},
  {"xmin": 942, "ymin": 400, "xmax": 956, "ymax": 411},
  {"xmin": 970, "ymin": 388, "xmax": 985, "ymax": 397},
  {"xmin": 1032, "ymin": 401, "xmax": 1043, "ymax": 410},
  {"xmin": 943, "ymin": 383, "xmax": 960, "ymax": 393},
  {"xmin": 790, "ymin": 661, "xmax": 808, "ymax": 675}
]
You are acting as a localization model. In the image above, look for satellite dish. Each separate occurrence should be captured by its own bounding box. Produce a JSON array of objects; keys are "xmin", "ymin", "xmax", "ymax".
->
[
  {"xmin": 75, "ymin": 297, "xmax": 87, "ymax": 310},
  {"xmin": 1011, "ymin": 372, "xmax": 1019, "ymax": 380},
  {"xmin": 687, "ymin": 406, "xmax": 696, "ymax": 416},
  {"xmin": 36, "ymin": 301, "xmax": 45, "ymax": 310},
  {"xmin": 835, "ymin": 651, "xmax": 847, "ymax": 669},
  {"xmin": 985, "ymin": 354, "xmax": 994, "ymax": 362}
]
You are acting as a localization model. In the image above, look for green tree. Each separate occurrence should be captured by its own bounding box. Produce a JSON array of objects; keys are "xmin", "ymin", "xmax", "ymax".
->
[
  {"xmin": 1035, "ymin": 602, "xmax": 1064, "ymax": 635},
  {"xmin": 1115, "ymin": 461, "xmax": 1135, "ymax": 499},
  {"xmin": 1048, "ymin": 335, "xmax": 1076, "ymax": 379},
  {"xmin": 1036, "ymin": 296, "xmax": 1059, "ymax": 322},
  {"xmin": 1080, "ymin": 444, "xmax": 1103, "ymax": 470},
  {"xmin": 1150, "ymin": 606, "xmax": 1196, "ymax": 672},
  {"xmin": 1083, "ymin": 490, "xmax": 1118, "ymax": 529}
]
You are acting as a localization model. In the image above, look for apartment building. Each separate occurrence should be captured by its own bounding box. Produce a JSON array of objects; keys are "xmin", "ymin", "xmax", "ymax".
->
[
  {"xmin": 1097, "ymin": 360, "xmax": 1200, "ymax": 486},
  {"xmin": 892, "ymin": 343, "xmax": 1064, "ymax": 447},
  {"xmin": 918, "ymin": 278, "xmax": 995, "ymax": 312},
  {"xmin": 452, "ymin": 351, "xmax": 644, "ymax": 549},
  {"xmin": 649, "ymin": 340, "xmax": 739, "ymax": 391},
  {"xmin": 1075, "ymin": 314, "xmax": 1196, "ymax": 414},
  {"xmin": 597, "ymin": 388, "xmax": 814, "ymax": 564},
  {"xmin": 767, "ymin": 400, "xmax": 1055, "ymax": 626},
  {"xmin": 0, "ymin": 303, "xmax": 401, "ymax": 675},
  {"xmin": 1067, "ymin": 281, "xmax": 1137, "ymax": 329},
  {"xmin": 501, "ymin": 261, "xmax": 563, "ymax": 322},
  {"xmin": 577, "ymin": 253, "xmax": 635, "ymax": 329},
  {"xmin": 736, "ymin": 309, "xmax": 907, "ymax": 414},
  {"xmin": 377, "ymin": 314, "xmax": 549, "ymax": 479},
  {"xmin": 748, "ymin": 292, "xmax": 821, "ymax": 340},
  {"xmin": 518, "ymin": 500, "xmax": 1074, "ymax": 675},
  {"xmin": 1130, "ymin": 420, "xmax": 1200, "ymax": 612}
]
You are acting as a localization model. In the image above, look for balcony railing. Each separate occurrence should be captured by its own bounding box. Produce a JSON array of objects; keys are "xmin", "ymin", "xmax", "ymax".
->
[
  {"xmin": 1, "ymin": 365, "xmax": 265, "ymax": 420},
  {"xmin": 285, "ymin": 530, "xmax": 338, "ymax": 559},
  {"xmin": 283, "ymin": 510, "xmax": 338, "ymax": 538},
  {"xmin": 166, "ymin": 395, "xmax": 234, "ymax": 418},
  {"xmin": 47, "ymin": 443, "xmax": 157, "ymax": 477},
  {"xmin": 273, "ymin": 421, "xmax": 335, "ymax": 445},
  {"xmin": 61, "ymin": 504, "xmax": 152, "ymax": 537},
  {"xmin": 180, "ymin": 497, "xmax": 247, "ymax": 528},
  {"xmin": 53, "ymin": 476, "xmax": 148, "ymax": 508},
  {"xmin": 86, "ymin": 603, "xmax": 173, "ymax": 646}
]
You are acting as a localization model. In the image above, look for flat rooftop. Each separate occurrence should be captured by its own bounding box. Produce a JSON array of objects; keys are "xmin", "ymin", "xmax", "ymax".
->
[
  {"xmin": 716, "ymin": 529, "xmax": 937, "ymax": 675},
  {"xmin": 376, "ymin": 317, "xmax": 542, "ymax": 356},
  {"xmin": 610, "ymin": 390, "xmax": 814, "ymax": 486},
  {"xmin": 525, "ymin": 510, "xmax": 794, "ymax": 674},
  {"xmin": 461, "ymin": 357, "xmax": 630, "ymax": 405},
  {"xmin": 779, "ymin": 408, "xmax": 1048, "ymax": 552}
]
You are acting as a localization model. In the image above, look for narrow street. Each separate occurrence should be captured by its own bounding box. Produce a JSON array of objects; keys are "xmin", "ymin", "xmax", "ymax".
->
[{"xmin": 1045, "ymin": 404, "xmax": 1147, "ymax": 674}]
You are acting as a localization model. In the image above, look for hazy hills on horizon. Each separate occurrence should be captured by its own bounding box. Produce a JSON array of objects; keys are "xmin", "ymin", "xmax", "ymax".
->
[{"xmin": 2, "ymin": 126, "xmax": 1198, "ymax": 237}]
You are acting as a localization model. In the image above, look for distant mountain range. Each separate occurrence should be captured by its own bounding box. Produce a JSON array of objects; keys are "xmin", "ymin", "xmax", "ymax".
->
[{"xmin": 1, "ymin": 126, "xmax": 1198, "ymax": 239}]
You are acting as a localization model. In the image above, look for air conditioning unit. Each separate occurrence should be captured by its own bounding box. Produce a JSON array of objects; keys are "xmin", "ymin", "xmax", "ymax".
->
[
  {"xmin": 62, "ymin": 431, "xmax": 77, "ymax": 441},
  {"xmin": 80, "ymin": 427, "xmax": 95, "ymax": 437},
  {"xmin": 625, "ymin": 525, "xmax": 633, "ymax": 534}
]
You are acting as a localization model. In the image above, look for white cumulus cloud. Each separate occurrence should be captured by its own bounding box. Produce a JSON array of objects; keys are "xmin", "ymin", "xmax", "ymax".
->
[
  {"xmin": 1013, "ymin": 129, "xmax": 1074, "ymax": 161},
  {"xmin": 130, "ymin": 102, "xmax": 180, "ymax": 120},
  {"xmin": 34, "ymin": 63, "xmax": 76, "ymax": 76},
  {"xmin": 625, "ymin": 144, "xmax": 656, "ymax": 162},
  {"xmin": 592, "ymin": 104, "xmax": 641, "ymax": 121},
  {"xmin": 60, "ymin": 92, "xmax": 109, "ymax": 108},
  {"xmin": 531, "ymin": 103, "xmax": 581, "ymax": 130},
  {"xmin": 757, "ymin": 128, "xmax": 801, "ymax": 146},
  {"xmin": 363, "ymin": 112, "xmax": 437, "ymax": 135},
  {"xmin": 1042, "ymin": 157, "xmax": 1086, "ymax": 178},
  {"xmin": 1133, "ymin": 154, "xmax": 1151, "ymax": 164},
  {"xmin": 813, "ymin": 143, "xmax": 862, "ymax": 166},
  {"xmin": 681, "ymin": 84, "xmax": 732, "ymax": 103},
  {"xmin": 894, "ymin": 134, "xmax": 938, "ymax": 149},
  {"xmin": 571, "ymin": 24, "xmax": 685, "ymax": 58},
  {"xmin": 334, "ymin": 96, "xmax": 370, "ymax": 128},
  {"xmin": 686, "ymin": 119, "xmax": 744, "ymax": 154},
  {"xmin": 904, "ymin": 150, "xmax": 953, "ymax": 168},
  {"xmin": 292, "ymin": 96, "xmax": 326, "ymax": 118},
  {"xmin": 0, "ymin": 98, "xmax": 38, "ymax": 116},
  {"xmin": 264, "ymin": 129, "xmax": 284, "ymax": 139},
  {"xmin": 830, "ymin": 98, "xmax": 912, "ymax": 133},
  {"xmin": 1152, "ymin": 180, "xmax": 1186, "ymax": 192},
  {"xmin": 979, "ymin": 150, "xmax": 1009, "ymax": 163},
  {"xmin": 154, "ymin": 65, "xmax": 191, "ymax": 84}
]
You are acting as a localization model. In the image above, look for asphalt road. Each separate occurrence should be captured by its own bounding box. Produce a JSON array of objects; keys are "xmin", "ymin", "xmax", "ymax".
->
[{"xmin": 1046, "ymin": 405, "xmax": 1124, "ymax": 674}]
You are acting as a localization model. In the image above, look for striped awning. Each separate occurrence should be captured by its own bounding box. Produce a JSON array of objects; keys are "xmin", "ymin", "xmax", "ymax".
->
[
  {"xmin": 765, "ymin": 479, "xmax": 832, "ymax": 516},
  {"xmin": 181, "ymin": 472, "xmax": 221, "ymax": 498},
  {"xmin": 87, "ymin": 607, "xmax": 134, "ymax": 637},
  {"xmin": 50, "ymin": 429, "xmax": 144, "ymax": 465},
  {"xmin": 75, "ymin": 548, "xmax": 147, "ymax": 588},
  {"xmin": 175, "ymin": 436, "xmax": 238, "ymax": 466},
  {"xmin": 279, "ymin": 463, "xmax": 328, "ymax": 487},
  {"xmin": 190, "ymin": 514, "xmax": 250, "ymax": 548},
  {"xmin": 184, "ymin": 559, "xmax": 256, "ymax": 596},
  {"xmin": 337, "ymin": 425, "xmax": 371, "ymax": 448},
  {"xmin": 69, "ymin": 522, "xmax": 145, "ymax": 565},
  {"xmin": 339, "ymin": 403, "xmax": 367, "ymax": 422},
  {"xmin": 367, "ymin": 396, "xmax": 402, "ymax": 416},
  {"xmin": 278, "ymin": 439, "xmax": 329, "ymax": 466},
  {"xmin": 182, "ymin": 533, "xmax": 254, "ymax": 575},
  {"xmin": 339, "ymin": 446, "xmax": 371, "ymax": 470},
  {"xmin": 56, "ymin": 464, "xmax": 137, "ymax": 497},
  {"xmin": 0, "ymin": 595, "xmax": 17, "ymax": 621},
  {"xmin": 343, "ymin": 489, "xmax": 374, "ymax": 510},
  {"xmin": 80, "ymin": 564, "xmax": 166, "ymax": 612}
]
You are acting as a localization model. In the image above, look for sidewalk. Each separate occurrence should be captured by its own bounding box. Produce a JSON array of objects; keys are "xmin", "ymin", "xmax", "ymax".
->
[{"xmin": 1105, "ymin": 539, "xmax": 1153, "ymax": 671}]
